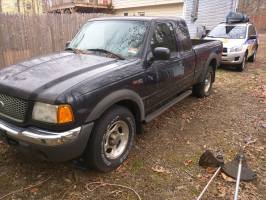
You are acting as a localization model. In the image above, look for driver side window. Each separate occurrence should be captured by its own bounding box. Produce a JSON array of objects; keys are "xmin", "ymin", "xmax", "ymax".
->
[{"xmin": 151, "ymin": 22, "xmax": 178, "ymax": 55}]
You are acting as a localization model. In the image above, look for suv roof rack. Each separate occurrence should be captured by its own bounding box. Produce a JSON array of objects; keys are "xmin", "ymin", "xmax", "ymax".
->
[{"xmin": 226, "ymin": 11, "xmax": 249, "ymax": 24}]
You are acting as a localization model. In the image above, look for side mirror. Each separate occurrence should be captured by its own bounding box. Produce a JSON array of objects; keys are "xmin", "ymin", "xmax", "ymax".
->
[
  {"xmin": 65, "ymin": 41, "xmax": 71, "ymax": 48},
  {"xmin": 249, "ymin": 35, "xmax": 257, "ymax": 40},
  {"xmin": 201, "ymin": 33, "xmax": 206, "ymax": 39},
  {"xmin": 201, "ymin": 30, "xmax": 209, "ymax": 39},
  {"xmin": 153, "ymin": 47, "xmax": 170, "ymax": 61}
]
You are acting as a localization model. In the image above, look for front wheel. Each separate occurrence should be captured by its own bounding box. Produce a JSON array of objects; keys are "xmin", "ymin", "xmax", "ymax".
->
[
  {"xmin": 193, "ymin": 66, "xmax": 214, "ymax": 98},
  {"xmin": 248, "ymin": 49, "xmax": 257, "ymax": 62},
  {"xmin": 236, "ymin": 55, "xmax": 247, "ymax": 72},
  {"xmin": 84, "ymin": 105, "xmax": 136, "ymax": 172}
]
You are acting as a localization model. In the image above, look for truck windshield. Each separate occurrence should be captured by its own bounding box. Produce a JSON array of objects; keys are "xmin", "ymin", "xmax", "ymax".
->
[
  {"xmin": 207, "ymin": 25, "xmax": 247, "ymax": 39},
  {"xmin": 68, "ymin": 20, "xmax": 149, "ymax": 59}
]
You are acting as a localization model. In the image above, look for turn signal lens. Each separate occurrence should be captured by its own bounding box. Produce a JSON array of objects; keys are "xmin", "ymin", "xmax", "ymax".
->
[{"xmin": 57, "ymin": 105, "xmax": 74, "ymax": 124}]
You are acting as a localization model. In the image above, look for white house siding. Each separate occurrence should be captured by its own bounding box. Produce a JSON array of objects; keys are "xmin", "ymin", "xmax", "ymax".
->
[
  {"xmin": 113, "ymin": 0, "xmax": 184, "ymax": 17},
  {"xmin": 184, "ymin": 0, "xmax": 237, "ymax": 38},
  {"xmin": 115, "ymin": 3, "xmax": 184, "ymax": 17},
  {"xmin": 113, "ymin": 0, "xmax": 184, "ymax": 9}
]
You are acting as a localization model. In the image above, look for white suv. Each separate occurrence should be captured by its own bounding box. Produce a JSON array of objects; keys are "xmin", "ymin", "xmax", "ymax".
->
[{"xmin": 205, "ymin": 23, "xmax": 258, "ymax": 71}]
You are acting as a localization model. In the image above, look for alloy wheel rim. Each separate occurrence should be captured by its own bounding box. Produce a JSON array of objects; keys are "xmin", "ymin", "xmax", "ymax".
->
[
  {"xmin": 204, "ymin": 72, "xmax": 212, "ymax": 93},
  {"xmin": 104, "ymin": 120, "xmax": 129, "ymax": 160}
]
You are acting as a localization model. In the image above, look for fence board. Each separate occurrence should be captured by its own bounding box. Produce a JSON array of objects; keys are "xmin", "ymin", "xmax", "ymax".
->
[{"xmin": 0, "ymin": 13, "xmax": 107, "ymax": 68}]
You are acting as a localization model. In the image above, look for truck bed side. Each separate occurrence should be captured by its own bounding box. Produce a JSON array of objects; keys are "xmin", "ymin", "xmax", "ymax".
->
[{"xmin": 192, "ymin": 39, "xmax": 223, "ymax": 83}]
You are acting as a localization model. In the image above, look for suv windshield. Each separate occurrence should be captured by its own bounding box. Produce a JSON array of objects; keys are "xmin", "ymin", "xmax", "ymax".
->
[
  {"xmin": 207, "ymin": 25, "xmax": 247, "ymax": 39},
  {"xmin": 68, "ymin": 20, "xmax": 149, "ymax": 59}
]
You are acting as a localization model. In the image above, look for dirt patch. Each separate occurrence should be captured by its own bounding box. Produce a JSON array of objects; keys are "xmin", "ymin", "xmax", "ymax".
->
[{"xmin": 0, "ymin": 36, "xmax": 266, "ymax": 200}]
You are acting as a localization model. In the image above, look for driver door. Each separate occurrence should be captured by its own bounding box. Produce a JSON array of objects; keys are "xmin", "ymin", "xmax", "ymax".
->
[{"xmin": 148, "ymin": 21, "xmax": 186, "ymax": 109}]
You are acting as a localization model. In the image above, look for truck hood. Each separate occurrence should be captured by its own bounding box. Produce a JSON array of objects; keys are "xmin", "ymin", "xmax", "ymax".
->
[
  {"xmin": 0, "ymin": 52, "xmax": 131, "ymax": 102},
  {"xmin": 204, "ymin": 37, "xmax": 246, "ymax": 48}
]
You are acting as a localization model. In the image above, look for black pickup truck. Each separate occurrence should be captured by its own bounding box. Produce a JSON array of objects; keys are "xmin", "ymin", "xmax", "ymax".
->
[{"xmin": 0, "ymin": 17, "xmax": 222, "ymax": 172}]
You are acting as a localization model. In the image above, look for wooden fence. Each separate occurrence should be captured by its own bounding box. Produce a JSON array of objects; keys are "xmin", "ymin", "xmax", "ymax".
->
[{"xmin": 0, "ymin": 13, "xmax": 107, "ymax": 68}]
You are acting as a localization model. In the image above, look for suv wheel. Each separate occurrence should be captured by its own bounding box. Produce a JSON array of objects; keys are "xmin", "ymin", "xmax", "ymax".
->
[
  {"xmin": 237, "ymin": 55, "xmax": 247, "ymax": 72},
  {"xmin": 193, "ymin": 66, "xmax": 214, "ymax": 98},
  {"xmin": 85, "ymin": 105, "xmax": 136, "ymax": 172},
  {"xmin": 248, "ymin": 49, "xmax": 257, "ymax": 62}
]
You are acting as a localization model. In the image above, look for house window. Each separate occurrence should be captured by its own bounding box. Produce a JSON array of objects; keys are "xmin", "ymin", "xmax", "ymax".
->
[
  {"xmin": 192, "ymin": 0, "xmax": 199, "ymax": 21},
  {"xmin": 138, "ymin": 12, "xmax": 145, "ymax": 16},
  {"xmin": 124, "ymin": 12, "xmax": 128, "ymax": 16}
]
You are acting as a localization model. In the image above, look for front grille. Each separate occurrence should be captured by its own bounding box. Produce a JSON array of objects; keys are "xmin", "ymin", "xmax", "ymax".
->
[
  {"xmin": 0, "ymin": 94, "xmax": 28, "ymax": 122},
  {"xmin": 223, "ymin": 48, "xmax": 228, "ymax": 53}
]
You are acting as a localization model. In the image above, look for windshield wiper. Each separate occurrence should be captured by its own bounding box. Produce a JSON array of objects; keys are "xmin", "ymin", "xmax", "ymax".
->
[
  {"xmin": 65, "ymin": 47, "xmax": 81, "ymax": 53},
  {"xmin": 66, "ymin": 48, "xmax": 90, "ymax": 54},
  {"xmin": 65, "ymin": 47, "xmax": 75, "ymax": 51},
  {"xmin": 207, "ymin": 35, "xmax": 230, "ymax": 39},
  {"xmin": 87, "ymin": 48, "xmax": 125, "ymax": 60}
]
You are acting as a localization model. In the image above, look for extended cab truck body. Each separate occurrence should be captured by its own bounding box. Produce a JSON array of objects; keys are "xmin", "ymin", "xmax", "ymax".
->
[
  {"xmin": 0, "ymin": 17, "xmax": 222, "ymax": 172},
  {"xmin": 205, "ymin": 22, "xmax": 258, "ymax": 72}
]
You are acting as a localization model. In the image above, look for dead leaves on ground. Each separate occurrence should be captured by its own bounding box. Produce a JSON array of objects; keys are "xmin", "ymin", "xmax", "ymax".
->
[
  {"xmin": 151, "ymin": 165, "xmax": 170, "ymax": 174},
  {"xmin": 183, "ymin": 159, "xmax": 193, "ymax": 166},
  {"xmin": 221, "ymin": 172, "xmax": 236, "ymax": 182},
  {"xmin": 206, "ymin": 167, "xmax": 218, "ymax": 174}
]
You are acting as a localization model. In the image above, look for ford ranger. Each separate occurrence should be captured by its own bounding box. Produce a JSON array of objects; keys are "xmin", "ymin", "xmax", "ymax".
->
[{"xmin": 0, "ymin": 17, "xmax": 222, "ymax": 172}]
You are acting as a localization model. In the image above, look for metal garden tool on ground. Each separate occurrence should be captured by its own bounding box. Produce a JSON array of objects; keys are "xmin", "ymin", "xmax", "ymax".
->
[
  {"xmin": 222, "ymin": 140, "xmax": 257, "ymax": 200},
  {"xmin": 196, "ymin": 150, "xmax": 224, "ymax": 200},
  {"xmin": 197, "ymin": 139, "xmax": 257, "ymax": 200}
]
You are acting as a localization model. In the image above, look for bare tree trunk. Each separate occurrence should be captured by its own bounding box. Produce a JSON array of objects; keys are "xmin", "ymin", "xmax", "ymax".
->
[
  {"xmin": 32, "ymin": 0, "xmax": 36, "ymax": 14},
  {"xmin": 256, "ymin": 0, "xmax": 261, "ymax": 12},
  {"xmin": 43, "ymin": 0, "xmax": 49, "ymax": 12},
  {"xmin": 23, "ymin": 0, "xmax": 26, "ymax": 13},
  {"xmin": 17, "ymin": 0, "xmax": 21, "ymax": 12},
  {"xmin": 0, "ymin": 0, "xmax": 2, "ymax": 13},
  {"xmin": 45, "ymin": 0, "xmax": 50, "ymax": 12},
  {"xmin": 36, "ymin": 0, "xmax": 40, "ymax": 13}
]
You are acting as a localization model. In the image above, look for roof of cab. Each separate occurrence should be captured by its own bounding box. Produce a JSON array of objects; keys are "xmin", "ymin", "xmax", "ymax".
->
[{"xmin": 88, "ymin": 16, "xmax": 184, "ymax": 22}]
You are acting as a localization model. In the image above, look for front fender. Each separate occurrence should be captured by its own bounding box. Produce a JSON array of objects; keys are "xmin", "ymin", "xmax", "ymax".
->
[{"xmin": 86, "ymin": 89, "xmax": 145, "ymax": 123}]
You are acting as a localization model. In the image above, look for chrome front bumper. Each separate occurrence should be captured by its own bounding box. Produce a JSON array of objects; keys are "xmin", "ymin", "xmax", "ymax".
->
[
  {"xmin": 222, "ymin": 51, "xmax": 245, "ymax": 64},
  {"xmin": 0, "ymin": 119, "xmax": 81, "ymax": 146},
  {"xmin": 0, "ymin": 119, "xmax": 94, "ymax": 161}
]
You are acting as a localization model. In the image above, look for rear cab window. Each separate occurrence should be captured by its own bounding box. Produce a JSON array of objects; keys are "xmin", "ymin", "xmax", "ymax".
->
[
  {"xmin": 151, "ymin": 22, "xmax": 178, "ymax": 57},
  {"xmin": 175, "ymin": 21, "xmax": 192, "ymax": 52}
]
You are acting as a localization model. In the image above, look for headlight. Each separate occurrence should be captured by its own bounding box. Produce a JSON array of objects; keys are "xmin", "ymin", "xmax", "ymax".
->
[
  {"xmin": 32, "ymin": 102, "xmax": 74, "ymax": 124},
  {"xmin": 229, "ymin": 46, "xmax": 243, "ymax": 52}
]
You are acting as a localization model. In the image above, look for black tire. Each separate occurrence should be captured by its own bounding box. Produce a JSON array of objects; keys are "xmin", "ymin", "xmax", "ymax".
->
[
  {"xmin": 236, "ymin": 54, "xmax": 247, "ymax": 72},
  {"xmin": 248, "ymin": 49, "xmax": 257, "ymax": 62},
  {"xmin": 193, "ymin": 66, "xmax": 214, "ymax": 98},
  {"xmin": 84, "ymin": 105, "xmax": 136, "ymax": 172}
]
